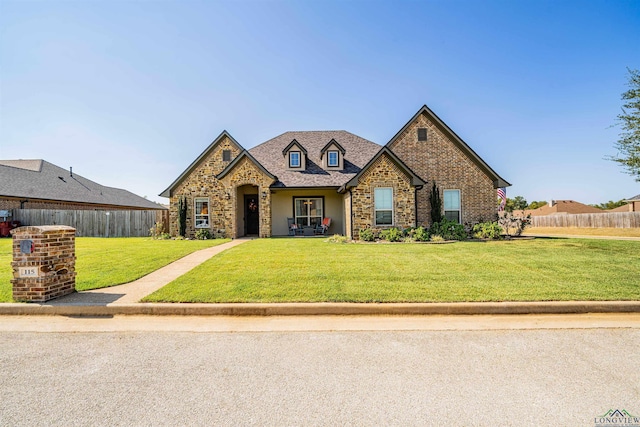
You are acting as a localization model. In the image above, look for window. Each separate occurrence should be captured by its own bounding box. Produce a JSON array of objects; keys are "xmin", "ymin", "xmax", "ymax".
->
[
  {"xmin": 374, "ymin": 187, "xmax": 393, "ymax": 226},
  {"xmin": 195, "ymin": 198, "xmax": 210, "ymax": 228},
  {"xmin": 443, "ymin": 190, "xmax": 461, "ymax": 223},
  {"xmin": 417, "ymin": 128, "xmax": 427, "ymax": 141},
  {"xmin": 289, "ymin": 151, "xmax": 301, "ymax": 168},
  {"xmin": 294, "ymin": 197, "xmax": 323, "ymax": 227},
  {"xmin": 327, "ymin": 150, "xmax": 339, "ymax": 167},
  {"xmin": 222, "ymin": 150, "xmax": 231, "ymax": 161}
]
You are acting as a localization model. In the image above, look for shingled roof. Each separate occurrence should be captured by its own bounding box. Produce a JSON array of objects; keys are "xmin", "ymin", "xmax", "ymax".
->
[
  {"xmin": 249, "ymin": 131, "xmax": 381, "ymax": 187},
  {"xmin": 0, "ymin": 159, "xmax": 163, "ymax": 210}
]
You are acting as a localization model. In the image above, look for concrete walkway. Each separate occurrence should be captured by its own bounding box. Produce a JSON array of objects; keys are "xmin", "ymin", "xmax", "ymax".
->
[{"xmin": 44, "ymin": 237, "xmax": 252, "ymax": 306}]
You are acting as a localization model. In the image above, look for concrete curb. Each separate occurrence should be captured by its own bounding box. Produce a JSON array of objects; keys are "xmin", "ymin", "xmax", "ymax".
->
[{"xmin": 1, "ymin": 301, "xmax": 639, "ymax": 316}]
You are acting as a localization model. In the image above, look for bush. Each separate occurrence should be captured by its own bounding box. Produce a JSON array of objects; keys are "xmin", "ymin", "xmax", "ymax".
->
[
  {"xmin": 195, "ymin": 229, "xmax": 213, "ymax": 240},
  {"xmin": 413, "ymin": 226, "xmax": 429, "ymax": 242},
  {"xmin": 498, "ymin": 212, "xmax": 532, "ymax": 237},
  {"xmin": 326, "ymin": 234, "xmax": 348, "ymax": 244},
  {"xmin": 472, "ymin": 222, "xmax": 503, "ymax": 240},
  {"xmin": 379, "ymin": 227, "xmax": 403, "ymax": 242},
  {"xmin": 359, "ymin": 228, "xmax": 376, "ymax": 242},
  {"xmin": 429, "ymin": 219, "xmax": 467, "ymax": 241},
  {"xmin": 430, "ymin": 234, "xmax": 445, "ymax": 242}
]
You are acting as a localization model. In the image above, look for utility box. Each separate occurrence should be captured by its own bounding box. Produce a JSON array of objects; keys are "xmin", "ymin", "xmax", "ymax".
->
[{"xmin": 11, "ymin": 225, "xmax": 76, "ymax": 302}]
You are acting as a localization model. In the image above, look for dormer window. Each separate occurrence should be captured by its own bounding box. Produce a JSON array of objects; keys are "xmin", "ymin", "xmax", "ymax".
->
[
  {"xmin": 289, "ymin": 151, "xmax": 301, "ymax": 168},
  {"xmin": 283, "ymin": 139, "xmax": 307, "ymax": 171},
  {"xmin": 327, "ymin": 151, "xmax": 339, "ymax": 167},
  {"xmin": 320, "ymin": 139, "xmax": 346, "ymax": 170}
]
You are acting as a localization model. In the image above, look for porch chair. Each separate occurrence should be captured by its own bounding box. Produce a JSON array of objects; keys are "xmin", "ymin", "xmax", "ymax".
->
[
  {"xmin": 287, "ymin": 217, "xmax": 298, "ymax": 236},
  {"xmin": 315, "ymin": 217, "xmax": 332, "ymax": 235}
]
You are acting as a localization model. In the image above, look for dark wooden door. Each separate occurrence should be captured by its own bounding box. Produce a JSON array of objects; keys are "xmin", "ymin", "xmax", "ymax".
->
[{"xmin": 244, "ymin": 195, "xmax": 259, "ymax": 235}]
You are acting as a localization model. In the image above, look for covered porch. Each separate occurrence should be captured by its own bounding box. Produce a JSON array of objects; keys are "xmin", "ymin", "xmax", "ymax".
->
[{"xmin": 270, "ymin": 188, "xmax": 345, "ymax": 237}]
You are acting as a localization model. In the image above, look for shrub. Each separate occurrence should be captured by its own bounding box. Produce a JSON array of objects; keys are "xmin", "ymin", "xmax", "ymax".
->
[
  {"xmin": 359, "ymin": 228, "xmax": 376, "ymax": 242},
  {"xmin": 498, "ymin": 212, "xmax": 532, "ymax": 237},
  {"xmin": 429, "ymin": 182, "xmax": 443, "ymax": 223},
  {"xmin": 379, "ymin": 227, "xmax": 403, "ymax": 242},
  {"xmin": 413, "ymin": 226, "xmax": 429, "ymax": 242},
  {"xmin": 472, "ymin": 222, "xmax": 503, "ymax": 240},
  {"xmin": 430, "ymin": 234, "xmax": 445, "ymax": 242},
  {"xmin": 429, "ymin": 219, "xmax": 467, "ymax": 241},
  {"xmin": 149, "ymin": 221, "xmax": 166, "ymax": 240},
  {"xmin": 195, "ymin": 229, "xmax": 213, "ymax": 240},
  {"xmin": 326, "ymin": 234, "xmax": 348, "ymax": 244}
]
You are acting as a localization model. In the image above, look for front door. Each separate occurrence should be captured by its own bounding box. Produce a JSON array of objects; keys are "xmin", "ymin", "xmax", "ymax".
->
[{"xmin": 244, "ymin": 195, "xmax": 259, "ymax": 235}]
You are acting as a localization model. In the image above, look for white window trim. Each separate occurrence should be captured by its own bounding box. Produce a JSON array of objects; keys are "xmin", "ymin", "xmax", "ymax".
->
[
  {"xmin": 289, "ymin": 151, "xmax": 301, "ymax": 168},
  {"xmin": 327, "ymin": 150, "xmax": 339, "ymax": 167},
  {"xmin": 443, "ymin": 189, "xmax": 461, "ymax": 223},
  {"xmin": 374, "ymin": 187, "xmax": 394, "ymax": 226},
  {"xmin": 194, "ymin": 197, "xmax": 210, "ymax": 228}
]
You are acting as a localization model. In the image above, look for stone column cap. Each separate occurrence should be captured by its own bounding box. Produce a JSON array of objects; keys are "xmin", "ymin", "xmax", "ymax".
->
[{"xmin": 11, "ymin": 225, "xmax": 76, "ymax": 235}]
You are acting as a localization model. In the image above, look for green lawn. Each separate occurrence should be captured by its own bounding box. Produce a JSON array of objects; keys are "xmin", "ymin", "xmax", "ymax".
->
[
  {"xmin": 0, "ymin": 238, "xmax": 229, "ymax": 302},
  {"xmin": 144, "ymin": 238, "xmax": 640, "ymax": 303}
]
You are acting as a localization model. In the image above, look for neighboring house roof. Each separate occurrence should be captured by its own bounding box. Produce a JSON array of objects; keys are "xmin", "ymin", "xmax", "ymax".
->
[
  {"xmin": 527, "ymin": 200, "xmax": 604, "ymax": 216},
  {"xmin": 340, "ymin": 147, "xmax": 426, "ymax": 192},
  {"xmin": 249, "ymin": 130, "xmax": 382, "ymax": 188},
  {"xmin": 627, "ymin": 193, "xmax": 640, "ymax": 202},
  {"xmin": 0, "ymin": 159, "xmax": 163, "ymax": 210},
  {"xmin": 159, "ymin": 130, "xmax": 244, "ymax": 198},
  {"xmin": 386, "ymin": 105, "xmax": 511, "ymax": 188}
]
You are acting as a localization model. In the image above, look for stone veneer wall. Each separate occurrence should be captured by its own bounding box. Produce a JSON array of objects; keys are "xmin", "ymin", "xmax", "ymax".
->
[
  {"xmin": 350, "ymin": 154, "xmax": 415, "ymax": 240},
  {"xmin": 169, "ymin": 136, "xmax": 242, "ymax": 238},
  {"xmin": 219, "ymin": 156, "xmax": 274, "ymax": 238},
  {"xmin": 11, "ymin": 225, "xmax": 76, "ymax": 302},
  {"xmin": 388, "ymin": 112, "xmax": 497, "ymax": 226}
]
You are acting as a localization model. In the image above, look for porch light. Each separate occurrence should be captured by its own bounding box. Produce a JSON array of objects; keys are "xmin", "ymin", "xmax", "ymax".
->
[{"xmin": 261, "ymin": 191, "xmax": 267, "ymax": 199}]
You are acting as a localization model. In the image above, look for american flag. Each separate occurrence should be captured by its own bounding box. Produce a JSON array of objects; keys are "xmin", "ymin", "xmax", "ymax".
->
[{"xmin": 497, "ymin": 187, "xmax": 507, "ymax": 211}]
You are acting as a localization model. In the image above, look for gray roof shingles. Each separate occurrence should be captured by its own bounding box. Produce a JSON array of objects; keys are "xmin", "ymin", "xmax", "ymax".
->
[
  {"xmin": 249, "ymin": 131, "xmax": 381, "ymax": 188},
  {"xmin": 0, "ymin": 160, "xmax": 164, "ymax": 210}
]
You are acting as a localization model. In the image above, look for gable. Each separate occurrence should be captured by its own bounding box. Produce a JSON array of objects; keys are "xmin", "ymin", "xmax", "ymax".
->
[
  {"xmin": 386, "ymin": 105, "xmax": 510, "ymax": 189},
  {"xmin": 160, "ymin": 131, "xmax": 244, "ymax": 197}
]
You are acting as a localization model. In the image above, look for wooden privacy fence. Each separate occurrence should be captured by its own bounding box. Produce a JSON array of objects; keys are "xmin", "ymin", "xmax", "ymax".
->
[
  {"xmin": 531, "ymin": 212, "xmax": 640, "ymax": 228},
  {"xmin": 10, "ymin": 209, "xmax": 169, "ymax": 237}
]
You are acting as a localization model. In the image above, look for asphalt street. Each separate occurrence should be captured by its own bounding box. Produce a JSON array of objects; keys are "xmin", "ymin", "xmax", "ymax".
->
[{"xmin": 1, "ymin": 315, "xmax": 639, "ymax": 426}]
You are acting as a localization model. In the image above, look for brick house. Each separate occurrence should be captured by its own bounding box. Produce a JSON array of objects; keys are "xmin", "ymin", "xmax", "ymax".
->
[{"xmin": 160, "ymin": 105, "xmax": 510, "ymax": 239}]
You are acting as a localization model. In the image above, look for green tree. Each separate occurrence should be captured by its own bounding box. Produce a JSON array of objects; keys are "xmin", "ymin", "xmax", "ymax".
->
[
  {"xmin": 609, "ymin": 68, "xmax": 640, "ymax": 181},
  {"xmin": 590, "ymin": 199, "xmax": 627, "ymax": 210},
  {"xmin": 429, "ymin": 182, "xmax": 443, "ymax": 223},
  {"xmin": 505, "ymin": 196, "xmax": 527, "ymax": 212},
  {"xmin": 527, "ymin": 201, "xmax": 548, "ymax": 210}
]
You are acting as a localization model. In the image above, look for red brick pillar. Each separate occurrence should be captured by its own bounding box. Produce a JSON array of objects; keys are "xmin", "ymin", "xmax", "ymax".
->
[{"xmin": 10, "ymin": 225, "xmax": 76, "ymax": 302}]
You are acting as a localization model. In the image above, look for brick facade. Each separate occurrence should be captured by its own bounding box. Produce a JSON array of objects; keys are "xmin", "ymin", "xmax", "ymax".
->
[
  {"xmin": 168, "ymin": 136, "xmax": 274, "ymax": 238},
  {"xmin": 11, "ymin": 225, "xmax": 76, "ymax": 302},
  {"xmin": 350, "ymin": 153, "xmax": 416, "ymax": 240},
  {"xmin": 389, "ymin": 112, "xmax": 497, "ymax": 226},
  {"xmin": 218, "ymin": 156, "xmax": 274, "ymax": 238},
  {"xmin": 169, "ymin": 135, "xmax": 242, "ymax": 238}
]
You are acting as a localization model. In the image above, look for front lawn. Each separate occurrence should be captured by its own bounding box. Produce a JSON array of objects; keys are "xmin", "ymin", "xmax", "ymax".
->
[
  {"xmin": 144, "ymin": 238, "xmax": 640, "ymax": 303},
  {"xmin": 0, "ymin": 238, "xmax": 229, "ymax": 302}
]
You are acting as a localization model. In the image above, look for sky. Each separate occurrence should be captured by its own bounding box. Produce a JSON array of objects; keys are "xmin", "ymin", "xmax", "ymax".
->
[{"xmin": 1, "ymin": 0, "xmax": 639, "ymax": 205}]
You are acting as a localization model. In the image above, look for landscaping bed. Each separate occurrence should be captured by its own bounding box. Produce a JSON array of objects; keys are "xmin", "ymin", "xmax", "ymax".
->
[
  {"xmin": 0, "ymin": 237, "xmax": 229, "ymax": 302},
  {"xmin": 143, "ymin": 237, "xmax": 640, "ymax": 303}
]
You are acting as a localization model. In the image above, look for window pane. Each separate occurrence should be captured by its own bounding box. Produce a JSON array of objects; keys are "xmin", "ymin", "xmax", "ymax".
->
[
  {"xmin": 295, "ymin": 199, "xmax": 306, "ymax": 217},
  {"xmin": 443, "ymin": 190, "xmax": 460, "ymax": 210},
  {"xmin": 374, "ymin": 188, "xmax": 392, "ymax": 210},
  {"xmin": 309, "ymin": 198, "xmax": 322, "ymax": 217},
  {"xmin": 328, "ymin": 151, "xmax": 338, "ymax": 166},
  {"xmin": 444, "ymin": 211, "xmax": 460, "ymax": 223},
  {"xmin": 290, "ymin": 152, "xmax": 300, "ymax": 167},
  {"xmin": 376, "ymin": 211, "xmax": 392, "ymax": 225}
]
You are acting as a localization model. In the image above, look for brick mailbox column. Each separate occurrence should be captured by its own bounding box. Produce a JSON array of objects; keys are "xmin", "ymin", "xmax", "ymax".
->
[{"xmin": 10, "ymin": 225, "xmax": 77, "ymax": 302}]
